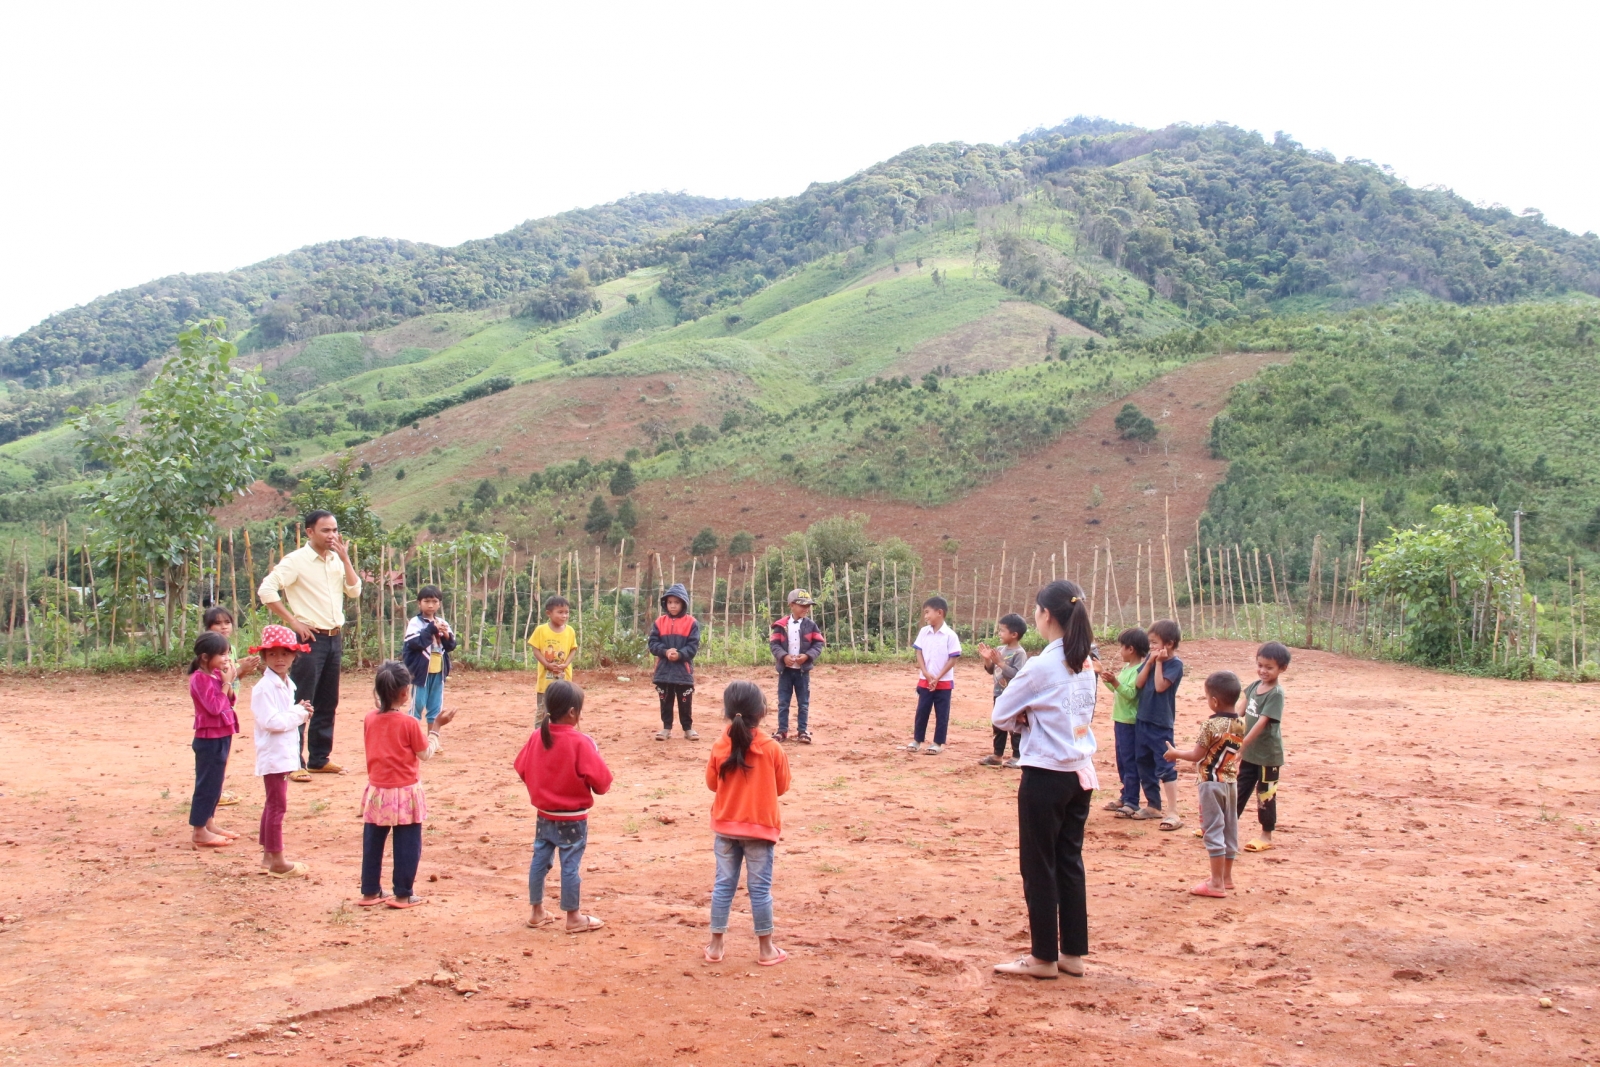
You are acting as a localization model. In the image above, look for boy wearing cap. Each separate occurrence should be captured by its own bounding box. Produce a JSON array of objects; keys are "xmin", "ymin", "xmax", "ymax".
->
[{"xmin": 770, "ymin": 589, "xmax": 825, "ymax": 743}]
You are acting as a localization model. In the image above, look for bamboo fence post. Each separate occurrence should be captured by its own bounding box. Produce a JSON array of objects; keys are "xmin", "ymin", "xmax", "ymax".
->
[
  {"xmin": 862, "ymin": 560, "xmax": 871, "ymax": 651},
  {"xmin": 23, "ymin": 545, "xmax": 33, "ymax": 664},
  {"xmin": 109, "ymin": 544, "xmax": 122, "ymax": 653},
  {"xmin": 844, "ymin": 563, "xmax": 857, "ymax": 652},
  {"xmin": 707, "ymin": 556, "xmax": 718, "ymax": 655},
  {"xmin": 478, "ymin": 553, "xmax": 492, "ymax": 659},
  {"xmin": 688, "ymin": 557, "xmax": 697, "ymax": 618},
  {"xmin": 1183, "ymin": 548, "xmax": 1197, "ymax": 636},
  {"xmin": 5, "ymin": 541, "xmax": 15, "ymax": 666},
  {"xmin": 890, "ymin": 561, "xmax": 899, "ymax": 653},
  {"xmin": 1106, "ymin": 542, "xmax": 1124, "ymax": 628},
  {"xmin": 574, "ymin": 551, "xmax": 584, "ymax": 664},
  {"xmin": 84, "ymin": 542, "xmax": 95, "ymax": 664},
  {"xmin": 493, "ymin": 557, "xmax": 507, "ymax": 666},
  {"xmin": 227, "ymin": 530, "xmax": 239, "ymax": 615},
  {"xmin": 1251, "ymin": 548, "xmax": 1266, "ymax": 634},
  {"xmin": 614, "ymin": 542, "xmax": 625, "ymax": 638},
  {"xmin": 1206, "ymin": 547, "xmax": 1218, "ymax": 637},
  {"xmin": 244, "ymin": 530, "xmax": 256, "ymax": 611},
  {"xmin": 144, "ymin": 561, "xmax": 154, "ymax": 653},
  {"xmin": 1134, "ymin": 543, "xmax": 1143, "ymax": 626},
  {"xmin": 1234, "ymin": 545, "xmax": 1254, "ymax": 641},
  {"xmin": 1090, "ymin": 545, "xmax": 1101, "ymax": 633},
  {"xmin": 1570, "ymin": 557, "xmax": 1578, "ymax": 670},
  {"xmin": 1163, "ymin": 535, "xmax": 1175, "ymax": 622}
]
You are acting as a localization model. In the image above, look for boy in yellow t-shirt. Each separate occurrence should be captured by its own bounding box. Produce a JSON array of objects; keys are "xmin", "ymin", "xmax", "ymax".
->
[{"xmin": 528, "ymin": 595, "xmax": 577, "ymax": 725}]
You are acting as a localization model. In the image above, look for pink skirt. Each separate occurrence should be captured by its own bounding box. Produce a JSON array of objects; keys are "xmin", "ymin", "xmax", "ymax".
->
[{"xmin": 361, "ymin": 783, "xmax": 428, "ymax": 826}]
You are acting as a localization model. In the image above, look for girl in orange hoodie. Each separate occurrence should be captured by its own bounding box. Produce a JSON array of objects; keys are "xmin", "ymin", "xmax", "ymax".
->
[{"xmin": 704, "ymin": 680, "xmax": 791, "ymax": 965}]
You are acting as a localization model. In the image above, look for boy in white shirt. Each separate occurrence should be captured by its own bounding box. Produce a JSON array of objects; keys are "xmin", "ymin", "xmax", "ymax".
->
[{"xmin": 907, "ymin": 596, "xmax": 962, "ymax": 755}]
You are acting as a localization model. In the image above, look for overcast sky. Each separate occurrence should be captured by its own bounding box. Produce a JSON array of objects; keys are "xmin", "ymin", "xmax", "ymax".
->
[{"xmin": 1, "ymin": 0, "xmax": 1595, "ymax": 338}]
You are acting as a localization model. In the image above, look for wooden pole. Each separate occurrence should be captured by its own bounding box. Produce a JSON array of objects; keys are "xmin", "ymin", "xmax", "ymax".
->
[
  {"xmin": 1183, "ymin": 548, "xmax": 1197, "ymax": 636},
  {"xmin": 844, "ymin": 563, "xmax": 857, "ymax": 652},
  {"xmin": 1090, "ymin": 545, "xmax": 1101, "ymax": 633},
  {"xmin": 23, "ymin": 545, "xmax": 33, "ymax": 665},
  {"xmin": 1134, "ymin": 542, "xmax": 1143, "ymax": 626},
  {"xmin": 1163, "ymin": 534, "xmax": 1176, "ymax": 623},
  {"xmin": 5, "ymin": 541, "xmax": 15, "ymax": 665},
  {"xmin": 1106, "ymin": 542, "xmax": 1124, "ymax": 627}
]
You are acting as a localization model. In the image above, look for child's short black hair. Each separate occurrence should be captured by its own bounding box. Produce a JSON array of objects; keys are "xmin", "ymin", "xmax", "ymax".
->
[
  {"xmin": 1257, "ymin": 641, "xmax": 1291, "ymax": 668},
  {"xmin": 997, "ymin": 612, "xmax": 1028, "ymax": 638},
  {"xmin": 417, "ymin": 584, "xmax": 443, "ymax": 602},
  {"xmin": 202, "ymin": 605, "xmax": 234, "ymax": 630},
  {"xmin": 1148, "ymin": 619, "xmax": 1181, "ymax": 649},
  {"xmin": 544, "ymin": 595, "xmax": 570, "ymax": 613},
  {"xmin": 1204, "ymin": 670, "xmax": 1242, "ymax": 709},
  {"xmin": 373, "ymin": 659, "xmax": 411, "ymax": 711},
  {"xmin": 922, "ymin": 596, "xmax": 949, "ymax": 614},
  {"xmin": 1117, "ymin": 626, "xmax": 1149, "ymax": 657}
]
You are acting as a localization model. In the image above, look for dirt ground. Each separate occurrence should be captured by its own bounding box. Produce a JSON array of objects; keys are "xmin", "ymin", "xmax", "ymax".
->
[{"xmin": 3, "ymin": 643, "xmax": 1598, "ymax": 1066}]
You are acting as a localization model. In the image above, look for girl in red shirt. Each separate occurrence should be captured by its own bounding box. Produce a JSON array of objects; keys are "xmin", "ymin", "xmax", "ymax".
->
[
  {"xmin": 513, "ymin": 680, "xmax": 613, "ymax": 932},
  {"xmin": 359, "ymin": 660, "xmax": 455, "ymax": 908}
]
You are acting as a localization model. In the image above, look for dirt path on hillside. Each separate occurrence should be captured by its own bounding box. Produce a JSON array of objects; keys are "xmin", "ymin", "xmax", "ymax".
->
[
  {"xmin": 2, "ymin": 646, "xmax": 1596, "ymax": 1066},
  {"xmin": 633, "ymin": 350, "xmax": 1285, "ymax": 575}
]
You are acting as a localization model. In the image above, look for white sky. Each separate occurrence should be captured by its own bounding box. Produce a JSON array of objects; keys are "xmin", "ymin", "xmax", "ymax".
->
[{"xmin": 1, "ymin": 0, "xmax": 1595, "ymax": 338}]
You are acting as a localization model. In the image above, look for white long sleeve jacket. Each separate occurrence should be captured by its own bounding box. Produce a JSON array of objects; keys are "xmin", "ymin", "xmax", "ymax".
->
[{"xmin": 991, "ymin": 638, "xmax": 1099, "ymax": 779}]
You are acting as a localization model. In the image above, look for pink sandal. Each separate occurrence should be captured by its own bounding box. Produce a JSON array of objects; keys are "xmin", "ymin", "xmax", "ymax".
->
[{"xmin": 1188, "ymin": 881, "xmax": 1226, "ymax": 898}]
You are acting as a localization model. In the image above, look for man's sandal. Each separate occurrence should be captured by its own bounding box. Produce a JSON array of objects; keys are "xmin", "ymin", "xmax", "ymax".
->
[
  {"xmin": 1242, "ymin": 840, "xmax": 1274, "ymax": 852},
  {"xmin": 797, "ymin": 731, "xmax": 813, "ymax": 744},
  {"xmin": 1159, "ymin": 815, "xmax": 1184, "ymax": 831}
]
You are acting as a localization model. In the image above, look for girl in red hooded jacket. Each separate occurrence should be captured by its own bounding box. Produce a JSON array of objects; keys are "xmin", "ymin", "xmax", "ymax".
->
[{"xmin": 514, "ymin": 680, "xmax": 613, "ymax": 932}]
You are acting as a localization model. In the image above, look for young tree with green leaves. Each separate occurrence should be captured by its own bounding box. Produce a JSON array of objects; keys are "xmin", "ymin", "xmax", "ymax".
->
[{"xmin": 72, "ymin": 318, "xmax": 278, "ymax": 650}]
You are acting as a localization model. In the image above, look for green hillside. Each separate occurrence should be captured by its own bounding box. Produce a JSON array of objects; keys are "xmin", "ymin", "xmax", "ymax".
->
[
  {"xmin": 1199, "ymin": 300, "xmax": 1600, "ymax": 579},
  {"xmin": 0, "ymin": 192, "xmax": 744, "ymax": 379}
]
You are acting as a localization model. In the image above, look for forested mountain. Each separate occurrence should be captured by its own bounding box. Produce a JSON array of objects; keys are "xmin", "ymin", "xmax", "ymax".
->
[
  {"xmin": 0, "ymin": 193, "xmax": 744, "ymax": 381},
  {"xmin": 647, "ymin": 120, "xmax": 1600, "ymax": 326}
]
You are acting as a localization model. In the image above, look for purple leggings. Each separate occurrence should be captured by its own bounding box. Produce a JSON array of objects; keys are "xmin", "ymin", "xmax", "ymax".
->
[{"xmin": 260, "ymin": 773, "xmax": 289, "ymax": 852}]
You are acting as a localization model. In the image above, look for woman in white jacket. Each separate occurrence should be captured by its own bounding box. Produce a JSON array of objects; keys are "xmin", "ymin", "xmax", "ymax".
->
[
  {"xmin": 991, "ymin": 580, "xmax": 1100, "ymax": 979},
  {"xmin": 251, "ymin": 625, "xmax": 314, "ymax": 878}
]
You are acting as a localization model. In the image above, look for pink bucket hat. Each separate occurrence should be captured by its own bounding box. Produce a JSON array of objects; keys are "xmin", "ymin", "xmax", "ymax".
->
[{"xmin": 250, "ymin": 623, "xmax": 311, "ymax": 654}]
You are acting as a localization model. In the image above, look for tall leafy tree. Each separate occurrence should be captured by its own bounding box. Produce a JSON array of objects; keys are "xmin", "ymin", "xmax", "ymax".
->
[{"xmin": 73, "ymin": 319, "xmax": 277, "ymax": 649}]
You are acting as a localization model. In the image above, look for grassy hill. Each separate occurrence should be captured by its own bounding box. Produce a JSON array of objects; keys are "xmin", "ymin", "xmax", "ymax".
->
[{"xmin": 6, "ymin": 118, "xmax": 1600, "ymax": 613}]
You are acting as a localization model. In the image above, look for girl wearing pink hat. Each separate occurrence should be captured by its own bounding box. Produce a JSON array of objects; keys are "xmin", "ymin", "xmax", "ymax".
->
[{"xmin": 250, "ymin": 624, "xmax": 314, "ymax": 877}]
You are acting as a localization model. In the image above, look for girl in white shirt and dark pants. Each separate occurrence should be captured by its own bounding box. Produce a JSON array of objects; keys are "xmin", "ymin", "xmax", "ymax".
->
[{"xmin": 991, "ymin": 580, "xmax": 1100, "ymax": 979}]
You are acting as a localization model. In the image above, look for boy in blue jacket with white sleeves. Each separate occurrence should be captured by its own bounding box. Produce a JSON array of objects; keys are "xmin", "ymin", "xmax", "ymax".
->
[
  {"xmin": 770, "ymin": 588, "xmax": 824, "ymax": 743},
  {"xmin": 402, "ymin": 585, "xmax": 456, "ymax": 727}
]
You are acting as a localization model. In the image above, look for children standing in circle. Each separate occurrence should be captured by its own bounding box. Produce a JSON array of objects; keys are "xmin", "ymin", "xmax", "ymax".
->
[
  {"xmin": 204, "ymin": 606, "xmax": 260, "ymax": 808},
  {"xmin": 249, "ymin": 624, "xmax": 313, "ymax": 877},
  {"xmin": 514, "ymin": 680, "xmax": 612, "ymax": 932},
  {"xmin": 1164, "ymin": 671, "xmax": 1246, "ymax": 897},
  {"xmin": 1099, "ymin": 627, "xmax": 1148, "ymax": 816},
  {"xmin": 1132, "ymin": 619, "xmax": 1185, "ymax": 830},
  {"xmin": 704, "ymin": 680, "xmax": 791, "ymax": 965},
  {"xmin": 359, "ymin": 660, "xmax": 455, "ymax": 908},
  {"xmin": 976, "ymin": 613, "xmax": 1029, "ymax": 767},
  {"xmin": 906, "ymin": 596, "xmax": 962, "ymax": 755},
  {"xmin": 990, "ymin": 580, "xmax": 1099, "ymax": 980},
  {"xmin": 528, "ymin": 596, "xmax": 577, "ymax": 727},
  {"xmin": 649, "ymin": 583, "xmax": 701, "ymax": 741},
  {"xmin": 1237, "ymin": 641, "xmax": 1290, "ymax": 852},
  {"xmin": 770, "ymin": 588, "xmax": 824, "ymax": 744},
  {"xmin": 187, "ymin": 632, "xmax": 240, "ymax": 848},
  {"xmin": 402, "ymin": 585, "xmax": 455, "ymax": 728}
]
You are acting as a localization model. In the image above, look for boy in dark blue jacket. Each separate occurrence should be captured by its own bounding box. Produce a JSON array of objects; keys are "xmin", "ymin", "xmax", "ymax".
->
[
  {"xmin": 402, "ymin": 584, "xmax": 456, "ymax": 727},
  {"xmin": 770, "ymin": 588, "xmax": 824, "ymax": 743},
  {"xmin": 648, "ymin": 583, "xmax": 701, "ymax": 741}
]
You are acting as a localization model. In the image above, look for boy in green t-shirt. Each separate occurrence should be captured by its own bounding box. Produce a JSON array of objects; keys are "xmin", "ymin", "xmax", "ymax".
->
[
  {"xmin": 1236, "ymin": 641, "xmax": 1289, "ymax": 852},
  {"xmin": 1099, "ymin": 627, "xmax": 1148, "ymax": 817},
  {"xmin": 528, "ymin": 595, "xmax": 577, "ymax": 727}
]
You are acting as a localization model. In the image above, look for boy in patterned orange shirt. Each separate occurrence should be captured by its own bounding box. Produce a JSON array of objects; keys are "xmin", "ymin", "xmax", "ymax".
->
[{"xmin": 1165, "ymin": 671, "xmax": 1246, "ymax": 898}]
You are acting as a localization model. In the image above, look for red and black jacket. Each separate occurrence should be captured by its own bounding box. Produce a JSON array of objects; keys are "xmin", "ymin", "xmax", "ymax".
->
[
  {"xmin": 648, "ymin": 583, "xmax": 700, "ymax": 685},
  {"xmin": 769, "ymin": 615, "xmax": 824, "ymax": 672}
]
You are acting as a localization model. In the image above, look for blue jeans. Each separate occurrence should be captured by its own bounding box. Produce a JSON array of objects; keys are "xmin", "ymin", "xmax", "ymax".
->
[
  {"xmin": 362, "ymin": 822, "xmax": 422, "ymax": 898},
  {"xmin": 411, "ymin": 671, "xmax": 444, "ymax": 726},
  {"xmin": 710, "ymin": 835, "xmax": 775, "ymax": 935},
  {"xmin": 528, "ymin": 816, "xmax": 588, "ymax": 912},
  {"xmin": 776, "ymin": 668, "xmax": 810, "ymax": 734},
  {"xmin": 1113, "ymin": 720, "xmax": 1140, "ymax": 808},
  {"xmin": 913, "ymin": 686, "xmax": 952, "ymax": 745},
  {"xmin": 1133, "ymin": 719, "xmax": 1176, "ymax": 808}
]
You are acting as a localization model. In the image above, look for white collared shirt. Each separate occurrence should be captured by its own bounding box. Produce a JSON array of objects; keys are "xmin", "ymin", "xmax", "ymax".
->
[
  {"xmin": 258, "ymin": 544, "xmax": 362, "ymax": 630},
  {"xmin": 992, "ymin": 638, "xmax": 1099, "ymax": 777},
  {"xmin": 786, "ymin": 615, "xmax": 803, "ymax": 657},
  {"xmin": 251, "ymin": 669, "xmax": 308, "ymax": 775}
]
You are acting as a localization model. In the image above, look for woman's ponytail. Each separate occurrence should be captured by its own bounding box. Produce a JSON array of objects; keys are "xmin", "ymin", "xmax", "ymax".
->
[
  {"xmin": 1036, "ymin": 580, "xmax": 1094, "ymax": 672},
  {"xmin": 719, "ymin": 680, "xmax": 767, "ymax": 778},
  {"xmin": 541, "ymin": 680, "xmax": 584, "ymax": 749}
]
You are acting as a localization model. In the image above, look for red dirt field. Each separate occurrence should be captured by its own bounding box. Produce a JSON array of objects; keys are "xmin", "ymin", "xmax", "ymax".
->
[
  {"xmin": 630, "ymin": 350, "xmax": 1285, "ymax": 575},
  {"xmin": 3, "ymin": 644, "xmax": 1598, "ymax": 1066}
]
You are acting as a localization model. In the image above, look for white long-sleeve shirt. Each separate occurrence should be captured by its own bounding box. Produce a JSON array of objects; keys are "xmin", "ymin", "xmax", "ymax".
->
[
  {"xmin": 252, "ymin": 669, "xmax": 310, "ymax": 775},
  {"xmin": 991, "ymin": 638, "xmax": 1100, "ymax": 782}
]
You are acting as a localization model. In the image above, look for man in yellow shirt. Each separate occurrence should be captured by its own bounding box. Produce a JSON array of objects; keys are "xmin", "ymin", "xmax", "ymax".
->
[
  {"xmin": 258, "ymin": 510, "xmax": 362, "ymax": 779},
  {"xmin": 528, "ymin": 595, "xmax": 577, "ymax": 726}
]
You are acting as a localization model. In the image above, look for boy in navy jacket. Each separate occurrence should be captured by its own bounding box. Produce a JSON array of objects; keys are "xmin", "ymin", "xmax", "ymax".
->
[
  {"xmin": 648, "ymin": 583, "xmax": 701, "ymax": 740},
  {"xmin": 402, "ymin": 584, "xmax": 456, "ymax": 727},
  {"xmin": 770, "ymin": 588, "xmax": 824, "ymax": 743}
]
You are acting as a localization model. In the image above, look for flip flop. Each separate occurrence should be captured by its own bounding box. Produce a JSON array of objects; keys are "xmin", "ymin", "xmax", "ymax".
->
[
  {"xmin": 1130, "ymin": 808, "xmax": 1162, "ymax": 821},
  {"xmin": 527, "ymin": 914, "xmax": 557, "ymax": 928},
  {"xmin": 1189, "ymin": 881, "xmax": 1226, "ymax": 898},
  {"xmin": 385, "ymin": 896, "xmax": 426, "ymax": 909},
  {"xmin": 1243, "ymin": 840, "xmax": 1274, "ymax": 852},
  {"xmin": 703, "ymin": 944, "xmax": 724, "ymax": 963},
  {"xmin": 267, "ymin": 862, "xmax": 309, "ymax": 878},
  {"xmin": 357, "ymin": 893, "xmax": 391, "ymax": 907},
  {"xmin": 1102, "ymin": 800, "xmax": 1126, "ymax": 811},
  {"xmin": 756, "ymin": 948, "xmax": 788, "ymax": 967},
  {"xmin": 566, "ymin": 915, "xmax": 604, "ymax": 934},
  {"xmin": 191, "ymin": 838, "xmax": 233, "ymax": 849},
  {"xmin": 1159, "ymin": 816, "xmax": 1184, "ymax": 831}
]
